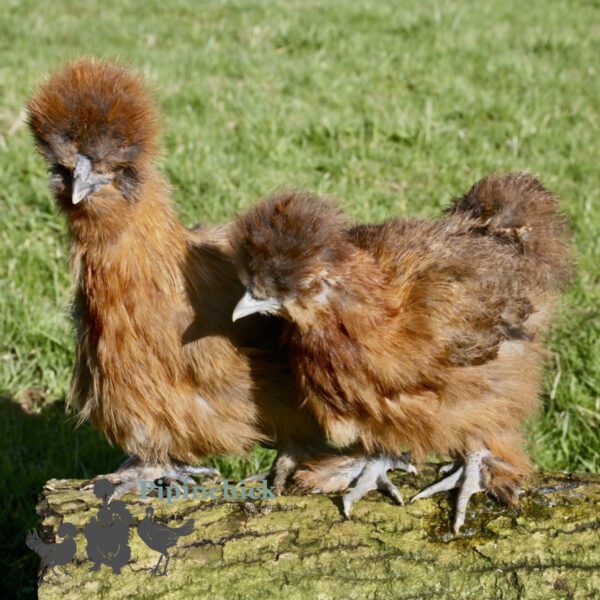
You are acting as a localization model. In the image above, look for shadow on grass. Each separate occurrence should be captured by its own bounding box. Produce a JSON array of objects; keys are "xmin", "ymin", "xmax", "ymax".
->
[{"xmin": 0, "ymin": 394, "xmax": 124, "ymax": 599}]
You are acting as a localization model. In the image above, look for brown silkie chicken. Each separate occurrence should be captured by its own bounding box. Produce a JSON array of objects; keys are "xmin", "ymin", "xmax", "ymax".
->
[
  {"xmin": 27, "ymin": 58, "xmax": 343, "ymax": 494},
  {"xmin": 232, "ymin": 177, "xmax": 574, "ymax": 532}
]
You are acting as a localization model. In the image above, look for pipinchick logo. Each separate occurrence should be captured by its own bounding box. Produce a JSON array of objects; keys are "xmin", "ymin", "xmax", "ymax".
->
[
  {"xmin": 26, "ymin": 479, "xmax": 195, "ymax": 577},
  {"xmin": 27, "ymin": 477, "xmax": 280, "ymax": 577},
  {"xmin": 140, "ymin": 477, "xmax": 277, "ymax": 503}
]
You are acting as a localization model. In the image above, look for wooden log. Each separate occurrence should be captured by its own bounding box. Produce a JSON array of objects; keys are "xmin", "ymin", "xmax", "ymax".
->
[{"xmin": 35, "ymin": 465, "xmax": 600, "ymax": 599}]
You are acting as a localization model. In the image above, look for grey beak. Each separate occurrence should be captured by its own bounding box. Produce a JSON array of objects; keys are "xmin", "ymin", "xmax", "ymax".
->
[
  {"xmin": 72, "ymin": 154, "xmax": 109, "ymax": 205},
  {"xmin": 72, "ymin": 155, "xmax": 94, "ymax": 205},
  {"xmin": 232, "ymin": 290, "xmax": 283, "ymax": 322}
]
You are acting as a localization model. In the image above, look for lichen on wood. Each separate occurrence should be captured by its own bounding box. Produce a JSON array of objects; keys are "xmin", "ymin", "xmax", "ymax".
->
[{"xmin": 35, "ymin": 465, "xmax": 600, "ymax": 599}]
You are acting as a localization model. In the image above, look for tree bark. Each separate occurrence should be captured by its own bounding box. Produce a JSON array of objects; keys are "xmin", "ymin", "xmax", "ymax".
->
[{"xmin": 35, "ymin": 465, "xmax": 600, "ymax": 599}]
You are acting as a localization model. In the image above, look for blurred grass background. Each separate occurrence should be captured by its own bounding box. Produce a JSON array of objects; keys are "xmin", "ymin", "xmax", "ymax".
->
[{"xmin": 0, "ymin": 0, "xmax": 598, "ymax": 595}]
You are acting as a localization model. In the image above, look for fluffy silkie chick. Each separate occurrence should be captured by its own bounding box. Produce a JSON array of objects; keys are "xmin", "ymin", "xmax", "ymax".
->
[
  {"xmin": 232, "ymin": 177, "xmax": 574, "ymax": 532},
  {"xmin": 27, "ymin": 58, "xmax": 332, "ymax": 494}
]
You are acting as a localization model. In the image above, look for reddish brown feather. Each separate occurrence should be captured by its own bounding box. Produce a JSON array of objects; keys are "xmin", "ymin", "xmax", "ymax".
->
[
  {"xmin": 28, "ymin": 59, "xmax": 321, "ymax": 466},
  {"xmin": 235, "ymin": 176, "xmax": 575, "ymax": 502},
  {"xmin": 28, "ymin": 58, "xmax": 158, "ymax": 169}
]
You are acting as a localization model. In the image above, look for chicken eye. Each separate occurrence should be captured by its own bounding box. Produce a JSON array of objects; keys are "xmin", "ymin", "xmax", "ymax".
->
[
  {"xmin": 49, "ymin": 164, "xmax": 72, "ymax": 192},
  {"xmin": 50, "ymin": 164, "xmax": 71, "ymax": 179},
  {"xmin": 114, "ymin": 166, "xmax": 139, "ymax": 201}
]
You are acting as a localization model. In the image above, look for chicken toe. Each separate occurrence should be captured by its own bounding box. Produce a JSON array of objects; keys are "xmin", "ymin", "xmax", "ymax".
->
[
  {"xmin": 342, "ymin": 455, "xmax": 417, "ymax": 518},
  {"xmin": 411, "ymin": 449, "xmax": 490, "ymax": 533},
  {"xmin": 438, "ymin": 462, "xmax": 457, "ymax": 475},
  {"xmin": 83, "ymin": 456, "xmax": 221, "ymax": 499}
]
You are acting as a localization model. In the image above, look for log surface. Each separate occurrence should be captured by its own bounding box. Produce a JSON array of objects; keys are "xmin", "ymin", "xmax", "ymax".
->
[{"xmin": 35, "ymin": 465, "xmax": 600, "ymax": 599}]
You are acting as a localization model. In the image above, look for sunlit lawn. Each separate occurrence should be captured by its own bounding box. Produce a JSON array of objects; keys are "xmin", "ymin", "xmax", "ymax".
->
[{"xmin": 1, "ymin": 1, "xmax": 598, "ymax": 596}]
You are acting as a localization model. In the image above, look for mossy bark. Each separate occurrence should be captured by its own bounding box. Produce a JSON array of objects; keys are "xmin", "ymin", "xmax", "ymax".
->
[{"xmin": 35, "ymin": 465, "xmax": 600, "ymax": 599}]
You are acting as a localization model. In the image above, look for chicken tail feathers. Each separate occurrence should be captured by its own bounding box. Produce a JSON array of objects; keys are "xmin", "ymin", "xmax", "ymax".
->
[
  {"xmin": 449, "ymin": 173, "xmax": 575, "ymax": 291},
  {"xmin": 175, "ymin": 519, "xmax": 194, "ymax": 537},
  {"xmin": 26, "ymin": 530, "xmax": 50, "ymax": 557}
]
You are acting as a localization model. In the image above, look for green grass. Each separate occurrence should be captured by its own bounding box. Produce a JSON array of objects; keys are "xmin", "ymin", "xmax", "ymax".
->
[{"xmin": 0, "ymin": 0, "xmax": 599, "ymax": 595}]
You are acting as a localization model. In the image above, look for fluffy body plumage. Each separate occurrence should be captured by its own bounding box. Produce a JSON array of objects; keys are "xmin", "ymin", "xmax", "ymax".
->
[
  {"xmin": 233, "ymin": 176, "xmax": 574, "ymax": 521},
  {"xmin": 28, "ymin": 59, "xmax": 324, "ymax": 479}
]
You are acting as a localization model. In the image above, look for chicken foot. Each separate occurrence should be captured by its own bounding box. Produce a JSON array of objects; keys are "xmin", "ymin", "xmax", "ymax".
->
[
  {"xmin": 241, "ymin": 446, "xmax": 305, "ymax": 493},
  {"xmin": 83, "ymin": 455, "xmax": 221, "ymax": 499},
  {"xmin": 411, "ymin": 448, "xmax": 491, "ymax": 533},
  {"xmin": 343, "ymin": 454, "xmax": 417, "ymax": 518},
  {"xmin": 150, "ymin": 552, "xmax": 169, "ymax": 577}
]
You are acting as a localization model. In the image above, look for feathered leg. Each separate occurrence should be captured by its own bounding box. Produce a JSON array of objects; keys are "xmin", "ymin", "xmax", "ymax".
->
[
  {"xmin": 240, "ymin": 448, "xmax": 297, "ymax": 493},
  {"xmin": 241, "ymin": 442, "xmax": 330, "ymax": 493}
]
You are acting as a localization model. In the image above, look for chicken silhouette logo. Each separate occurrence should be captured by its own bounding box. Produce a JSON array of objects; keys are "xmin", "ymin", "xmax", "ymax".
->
[
  {"xmin": 26, "ymin": 523, "xmax": 77, "ymax": 577},
  {"xmin": 83, "ymin": 479, "xmax": 136, "ymax": 574},
  {"xmin": 137, "ymin": 507, "xmax": 194, "ymax": 576},
  {"xmin": 27, "ymin": 478, "xmax": 195, "ymax": 577}
]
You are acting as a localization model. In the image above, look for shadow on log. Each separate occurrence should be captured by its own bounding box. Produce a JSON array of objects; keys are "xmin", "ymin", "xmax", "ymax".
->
[{"xmin": 35, "ymin": 465, "xmax": 600, "ymax": 599}]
